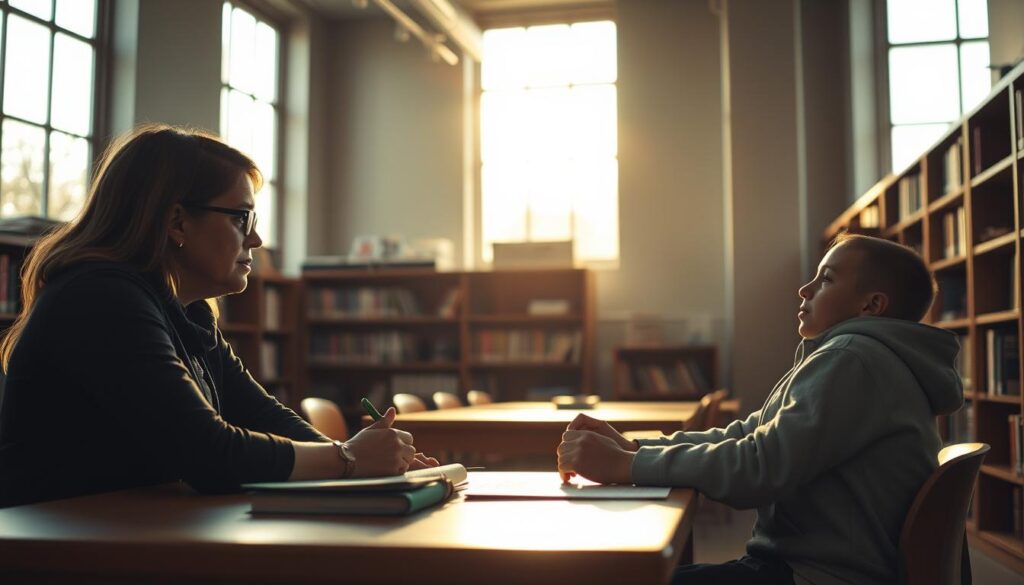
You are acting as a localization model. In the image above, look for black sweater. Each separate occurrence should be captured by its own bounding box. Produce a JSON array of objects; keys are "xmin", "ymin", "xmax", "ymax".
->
[{"xmin": 0, "ymin": 262, "xmax": 328, "ymax": 508}]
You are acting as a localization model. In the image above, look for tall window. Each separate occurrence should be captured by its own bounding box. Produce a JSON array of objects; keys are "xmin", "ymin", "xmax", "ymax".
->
[
  {"xmin": 0, "ymin": 0, "xmax": 99, "ymax": 220},
  {"xmin": 887, "ymin": 0, "xmax": 990, "ymax": 171},
  {"xmin": 480, "ymin": 21, "xmax": 618, "ymax": 264},
  {"xmin": 221, "ymin": 2, "xmax": 279, "ymax": 248}
]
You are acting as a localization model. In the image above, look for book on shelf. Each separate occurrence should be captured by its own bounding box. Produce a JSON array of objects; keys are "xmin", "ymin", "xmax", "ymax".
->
[
  {"xmin": 943, "ymin": 139, "xmax": 962, "ymax": 194},
  {"xmin": 1010, "ymin": 414, "xmax": 1023, "ymax": 476},
  {"xmin": 308, "ymin": 286, "xmax": 421, "ymax": 318},
  {"xmin": 527, "ymin": 299, "xmax": 571, "ymax": 316},
  {"xmin": 309, "ymin": 331, "xmax": 457, "ymax": 364},
  {"xmin": 985, "ymin": 329, "xmax": 1021, "ymax": 396},
  {"xmin": 942, "ymin": 206, "xmax": 967, "ymax": 259},
  {"xmin": 630, "ymin": 360, "xmax": 708, "ymax": 398},
  {"xmin": 264, "ymin": 286, "xmax": 281, "ymax": 330},
  {"xmin": 971, "ymin": 126, "xmax": 982, "ymax": 177},
  {"xmin": 897, "ymin": 173, "xmax": 922, "ymax": 221},
  {"xmin": 244, "ymin": 463, "xmax": 468, "ymax": 516},
  {"xmin": 260, "ymin": 339, "xmax": 281, "ymax": 380},
  {"xmin": 475, "ymin": 329, "xmax": 581, "ymax": 364},
  {"xmin": 436, "ymin": 288, "xmax": 461, "ymax": 318}
]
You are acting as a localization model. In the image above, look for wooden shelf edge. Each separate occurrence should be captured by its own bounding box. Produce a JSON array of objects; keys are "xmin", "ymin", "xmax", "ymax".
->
[
  {"xmin": 975, "ymin": 310, "xmax": 1020, "ymax": 325},
  {"xmin": 969, "ymin": 531, "xmax": 1024, "ymax": 574},
  {"xmin": 974, "ymin": 231, "xmax": 1018, "ymax": 256},
  {"xmin": 469, "ymin": 361, "xmax": 582, "ymax": 369},
  {"xmin": 307, "ymin": 316, "xmax": 459, "ymax": 325},
  {"xmin": 887, "ymin": 210, "xmax": 925, "ymax": 235},
  {"xmin": 980, "ymin": 464, "xmax": 1024, "ymax": 485},
  {"xmin": 930, "ymin": 255, "xmax": 967, "ymax": 271},
  {"xmin": 307, "ymin": 361, "xmax": 460, "ymax": 371},
  {"xmin": 970, "ymin": 154, "xmax": 1015, "ymax": 188},
  {"xmin": 934, "ymin": 318, "xmax": 971, "ymax": 330},
  {"xmin": 974, "ymin": 530, "xmax": 1024, "ymax": 559},
  {"xmin": 927, "ymin": 188, "xmax": 965, "ymax": 213},
  {"xmin": 976, "ymin": 393, "xmax": 1023, "ymax": 405}
]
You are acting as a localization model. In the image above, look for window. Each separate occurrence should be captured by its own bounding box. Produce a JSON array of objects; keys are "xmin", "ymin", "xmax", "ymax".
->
[
  {"xmin": 886, "ymin": 0, "xmax": 990, "ymax": 171},
  {"xmin": 0, "ymin": 0, "xmax": 99, "ymax": 221},
  {"xmin": 479, "ymin": 21, "xmax": 618, "ymax": 264},
  {"xmin": 220, "ymin": 2, "xmax": 279, "ymax": 248}
]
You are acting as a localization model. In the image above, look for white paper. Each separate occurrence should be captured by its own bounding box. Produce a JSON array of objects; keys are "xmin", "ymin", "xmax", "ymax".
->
[{"xmin": 463, "ymin": 471, "xmax": 671, "ymax": 500}]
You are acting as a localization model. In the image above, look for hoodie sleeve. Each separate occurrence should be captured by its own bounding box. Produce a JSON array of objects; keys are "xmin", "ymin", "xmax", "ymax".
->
[
  {"xmin": 632, "ymin": 347, "xmax": 887, "ymax": 509},
  {"xmin": 635, "ymin": 410, "xmax": 762, "ymax": 447}
]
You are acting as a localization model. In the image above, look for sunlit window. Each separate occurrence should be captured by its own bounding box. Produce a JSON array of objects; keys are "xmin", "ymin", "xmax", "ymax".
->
[
  {"xmin": 0, "ymin": 0, "xmax": 99, "ymax": 221},
  {"xmin": 220, "ymin": 2, "xmax": 279, "ymax": 248},
  {"xmin": 887, "ymin": 0, "xmax": 990, "ymax": 171},
  {"xmin": 480, "ymin": 21, "xmax": 618, "ymax": 264}
]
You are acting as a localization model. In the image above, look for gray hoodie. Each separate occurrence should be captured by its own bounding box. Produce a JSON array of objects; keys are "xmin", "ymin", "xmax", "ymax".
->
[{"xmin": 632, "ymin": 316, "xmax": 964, "ymax": 585}]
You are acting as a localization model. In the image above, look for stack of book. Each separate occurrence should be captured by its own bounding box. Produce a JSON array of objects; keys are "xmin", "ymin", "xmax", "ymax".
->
[
  {"xmin": 941, "ymin": 206, "xmax": 967, "ymax": 258},
  {"xmin": 943, "ymin": 139, "xmax": 963, "ymax": 194},
  {"xmin": 986, "ymin": 329, "xmax": 1020, "ymax": 396},
  {"xmin": 307, "ymin": 287, "xmax": 421, "ymax": 318},
  {"xmin": 897, "ymin": 173, "xmax": 922, "ymax": 221},
  {"xmin": 474, "ymin": 330, "xmax": 582, "ymax": 364}
]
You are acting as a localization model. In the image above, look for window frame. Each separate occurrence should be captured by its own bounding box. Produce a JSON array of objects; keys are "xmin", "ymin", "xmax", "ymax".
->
[
  {"xmin": 0, "ymin": 0, "xmax": 108, "ymax": 219},
  {"xmin": 474, "ymin": 15, "xmax": 621, "ymax": 270},
  {"xmin": 879, "ymin": 0, "xmax": 990, "ymax": 174},
  {"xmin": 219, "ymin": 0, "xmax": 286, "ymax": 252}
]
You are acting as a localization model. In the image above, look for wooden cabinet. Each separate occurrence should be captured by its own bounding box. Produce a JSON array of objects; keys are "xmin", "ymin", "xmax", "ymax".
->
[{"xmin": 613, "ymin": 345, "xmax": 717, "ymax": 401}]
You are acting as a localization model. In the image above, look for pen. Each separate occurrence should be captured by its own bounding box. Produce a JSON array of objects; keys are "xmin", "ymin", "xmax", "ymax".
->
[{"xmin": 361, "ymin": 397, "xmax": 384, "ymax": 421}]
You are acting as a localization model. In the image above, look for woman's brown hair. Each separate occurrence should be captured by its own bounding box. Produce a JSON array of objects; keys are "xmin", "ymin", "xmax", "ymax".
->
[{"xmin": 0, "ymin": 124, "xmax": 262, "ymax": 370}]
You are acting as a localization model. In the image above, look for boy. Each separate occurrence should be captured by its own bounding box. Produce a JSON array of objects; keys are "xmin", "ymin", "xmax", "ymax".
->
[{"xmin": 557, "ymin": 234, "xmax": 963, "ymax": 585}]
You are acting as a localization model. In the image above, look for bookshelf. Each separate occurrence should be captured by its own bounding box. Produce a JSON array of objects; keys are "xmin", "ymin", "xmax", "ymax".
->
[
  {"xmin": 301, "ymin": 268, "xmax": 594, "ymax": 421},
  {"xmin": 824, "ymin": 62, "xmax": 1024, "ymax": 573},
  {"xmin": 612, "ymin": 345, "xmax": 717, "ymax": 401},
  {"xmin": 217, "ymin": 274, "xmax": 303, "ymax": 410},
  {"xmin": 0, "ymin": 233, "xmax": 35, "ymax": 408}
]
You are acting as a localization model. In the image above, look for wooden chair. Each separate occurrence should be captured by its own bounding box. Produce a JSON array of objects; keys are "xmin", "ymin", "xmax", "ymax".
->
[
  {"xmin": 467, "ymin": 390, "xmax": 494, "ymax": 406},
  {"xmin": 392, "ymin": 393, "xmax": 428, "ymax": 414},
  {"xmin": 622, "ymin": 389, "xmax": 728, "ymax": 442},
  {"xmin": 432, "ymin": 391, "xmax": 463, "ymax": 410},
  {"xmin": 898, "ymin": 442, "xmax": 989, "ymax": 585},
  {"xmin": 299, "ymin": 397, "xmax": 349, "ymax": 440}
]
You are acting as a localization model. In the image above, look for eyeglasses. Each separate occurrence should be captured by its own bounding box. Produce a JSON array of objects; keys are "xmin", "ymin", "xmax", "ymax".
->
[{"xmin": 184, "ymin": 205, "xmax": 257, "ymax": 237}]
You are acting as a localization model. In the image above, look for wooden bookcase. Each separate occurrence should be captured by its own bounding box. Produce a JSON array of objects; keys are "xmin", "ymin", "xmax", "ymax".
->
[
  {"xmin": 301, "ymin": 268, "xmax": 594, "ymax": 420},
  {"xmin": 0, "ymin": 234, "xmax": 35, "ymax": 409},
  {"xmin": 824, "ymin": 61, "xmax": 1024, "ymax": 573},
  {"xmin": 612, "ymin": 345, "xmax": 717, "ymax": 400},
  {"xmin": 217, "ymin": 274, "xmax": 303, "ymax": 410}
]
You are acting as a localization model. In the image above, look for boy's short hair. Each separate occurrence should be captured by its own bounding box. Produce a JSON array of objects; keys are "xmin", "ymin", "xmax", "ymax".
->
[{"xmin": 830, "ymin": 232, "xmax": 937, "ymax": 322}]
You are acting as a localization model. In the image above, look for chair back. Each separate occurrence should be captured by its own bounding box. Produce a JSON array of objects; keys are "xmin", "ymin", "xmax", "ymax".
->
[
  {"xmin": 898, "ymin": 442, "xmax": 990, "ymax": 585},
  {"xmin": 433, "ymin": 391, "xmax": 463, "ymax": 410},
  {"xmin": 467, "ymin": 390, "xmax": 494, "ymax": 406},
  {"xmin": 299, "ymin": 397, "xmax": 349, "ymax": 440},
  {"xmin": 682, "ymin": 389, "xmax": 728, "ymax": 432},
  {"xmin": 392, "ymin": 393, "xmax": 428, "ymax": 414}
]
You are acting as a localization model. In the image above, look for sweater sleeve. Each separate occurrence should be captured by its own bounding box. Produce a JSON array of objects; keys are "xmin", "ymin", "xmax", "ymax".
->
[
  {"xmin": 46, "ymin": 273, "xmax": 299, "ymax": 493},
  {"xmin": 635, "ymin": 410, "xmax": 763, "ymax": 447},
  {"xmin": 214, "ymin": 330, "xmax": 330, "ymax": 443},
  {"xmin": 631, "ymin": 347, "xmax": 885, "ymax": 509}
]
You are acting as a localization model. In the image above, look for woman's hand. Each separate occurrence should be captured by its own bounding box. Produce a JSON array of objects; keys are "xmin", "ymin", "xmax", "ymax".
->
[
  {"xmin": 557, "ymin": 429, "xmax": 635, "ymax": 485},
  {"xmin": 408, "ymin": 452, "xmax": 441, "ymax": 470},
  {"xmin": 346, "ymin": 407, "xmax": 417, "ymax": 477}
]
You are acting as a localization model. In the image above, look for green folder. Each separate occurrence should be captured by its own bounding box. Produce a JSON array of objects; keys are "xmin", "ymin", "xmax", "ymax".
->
[{"xmin": 246, "ymin": 478, "xmax": 454, "ymax": 516}]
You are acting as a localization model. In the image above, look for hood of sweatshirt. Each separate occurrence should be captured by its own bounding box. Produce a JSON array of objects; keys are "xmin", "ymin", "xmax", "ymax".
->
[{"xmin": 800, "ymin": 316, "xmax": 963, "ymax": 416}]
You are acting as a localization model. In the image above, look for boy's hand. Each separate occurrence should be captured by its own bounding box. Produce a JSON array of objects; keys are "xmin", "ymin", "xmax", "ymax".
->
[
  {"xmin": 566, "ymin": 413, "xmax": 638, "ymax": 452},
  {"xmin": 557, "ymin": 430, "xmax": 635, "ymax": 485}
]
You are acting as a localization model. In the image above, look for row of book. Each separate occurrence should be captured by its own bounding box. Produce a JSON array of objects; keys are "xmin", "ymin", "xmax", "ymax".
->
[
  {"xmin": 937, "ymin": 275, "xmax": 967, "ymax": 321},
  {"xmin": 985, "ymin": 329, "xmax": 1020, "ymax": 396},
  {"xmin": 0, "ymin": 254, "xmax": 23, "ymax": 313},
  {"xmin": 943, "ymin": 402, "xmax": 974, "ymax": 445},
  {"xmin": 940, "ymin": 206, "xmax": 967, "ymax": 259},
  {"xmin": 309, "ymin": 332, "xmax": 458, "ymax": 364},
  {"xmin": 307, "ymin": 287, "xmax": 422, "ymax": 317},
  {"xmin": 896, "ymin": 173, "xmax": 922, "ymax": 221},
  {"xmin": 630, "ymin": 360, "xmax": 711, "ymax": 398},
  {"xmin": 264, "ymin": 287, "xmax": 283, "ymax": 330},
  {"xmin": 1010, "ymin": 414, "xmax": 1023, "ymax": 476},
  {"xmin": 942, "ymin": 139, "xmax": 962, "ymax": 195},
  {"xmin": 474, "ymin": 329, "xmax": 582, "ymax": 364}
]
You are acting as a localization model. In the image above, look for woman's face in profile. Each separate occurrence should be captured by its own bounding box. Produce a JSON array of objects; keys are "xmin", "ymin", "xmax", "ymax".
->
[{"xmin": 177, "ymin": 173, "xmax": 263, "ymax": 301}]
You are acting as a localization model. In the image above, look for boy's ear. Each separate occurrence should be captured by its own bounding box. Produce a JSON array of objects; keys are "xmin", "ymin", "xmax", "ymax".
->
[
  {"xmin": 167, "ymin": 204, "xmax": 187, "ymax": 248},
  {"xmin": 861, "ymin": 292, "xmax": 889, "ymax": 316}
]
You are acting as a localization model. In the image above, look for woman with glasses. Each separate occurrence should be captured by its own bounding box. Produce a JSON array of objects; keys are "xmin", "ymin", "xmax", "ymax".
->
[{"xmin": 0, "ymin": 125, "xmax": 436, "ymax": 508}]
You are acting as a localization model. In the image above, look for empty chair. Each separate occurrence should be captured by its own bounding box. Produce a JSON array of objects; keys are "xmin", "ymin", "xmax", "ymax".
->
[
  {"xmin": 392, "ymin": 393, "xmax": 428, "ymax": 414},
  {"xmin": 432, "ymin": 391, "xmax": 462, "ymax": 410},
  {"xmin": 300, "ymin": 397, "xmax": 349, "ymax": 440},
  {"xmin": 898, "ymin": 442, "xmax": 990, "ymax": 585},
  {"xmin": 467, "ymin": 390, "xmax": 494, "ymax": 406}
]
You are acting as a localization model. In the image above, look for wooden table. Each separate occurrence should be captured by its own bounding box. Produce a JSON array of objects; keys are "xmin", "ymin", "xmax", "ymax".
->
[
  {"xmin": 391, "ymin": 401, "xmax": 698, "ymax": 460},
  {"xmin": 0, "ymin": 472, "xmax": 698, "ymax": 585}
]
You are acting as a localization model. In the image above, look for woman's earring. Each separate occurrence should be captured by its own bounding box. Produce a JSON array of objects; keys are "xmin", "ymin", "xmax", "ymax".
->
[{"xmin": 177, "ymin": 241, "xmax": 184, "ymax": 248}]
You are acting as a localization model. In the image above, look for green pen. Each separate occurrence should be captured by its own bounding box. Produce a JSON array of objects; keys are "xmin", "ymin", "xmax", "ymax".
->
[{"xmin": 361, "ymin": 397, "xmax": 384, "ymax": 421}]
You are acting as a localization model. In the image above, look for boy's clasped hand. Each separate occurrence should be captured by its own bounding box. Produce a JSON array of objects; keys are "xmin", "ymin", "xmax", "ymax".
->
[{"xmin": 557, "ymin": 413, "xmax": 639, "ymax": 485}]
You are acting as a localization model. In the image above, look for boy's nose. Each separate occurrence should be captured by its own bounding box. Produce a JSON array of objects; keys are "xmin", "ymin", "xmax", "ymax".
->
[{"xmin": 797, "ymin": 282, "xmax": 812, "ymax": 299}]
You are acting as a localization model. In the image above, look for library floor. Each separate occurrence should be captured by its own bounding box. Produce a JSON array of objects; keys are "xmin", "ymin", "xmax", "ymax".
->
[{"xmin": 691, "ymin": 506, "xmax": 1021, "ymax": 584}]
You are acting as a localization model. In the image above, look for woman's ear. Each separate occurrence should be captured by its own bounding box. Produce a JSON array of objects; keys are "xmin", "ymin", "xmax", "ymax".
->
[
  {"xmin": 167, "ymin": 204, "xmax": 187, "ymax": 249},
  {"xmin": 862, "ymin": 292, "xmax": 889, "ymax": 316}
]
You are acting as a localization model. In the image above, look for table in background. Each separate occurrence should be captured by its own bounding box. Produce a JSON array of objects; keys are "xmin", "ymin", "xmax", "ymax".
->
[{"xmin": 0, "ymin": 472, "xmax": 698, "ymax": 585}]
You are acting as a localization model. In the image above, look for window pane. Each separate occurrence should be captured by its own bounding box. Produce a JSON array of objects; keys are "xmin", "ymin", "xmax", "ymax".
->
[
  {"xmin": 480, "ymin": 90, "xmax": 529, "ymax": 163},
  {"xmin": 255, "ymin": 182, "xmax": 276, "ymax": 248},
  {"xmin": 481, "ymin": 163, "xmax": 528, "ymax": 261},
  {"xmin": 887, "ymin": 0, "xmax": 956, "ymax": 44},
  {"xmin": 9, "ymin": 0, "xmax": 52, "ymax": 20},
  {"xmin": 51, "ymin": 34, "xmax": 95, "ymax": 136},
  {"xmin": 960, "ymin": 41, "xmax": 991, "ymax": 113},
  {"xmin": 4, "ymin": 16, "xmax": 52, "ymax": 124},
  {"xmin": 226, "ymin": 89, "xmax": 255, "ymax": 154},
  {"xmin": 527, "ymin": 161, "xmax": 573, "ymax": 241},
  {"xmin": 254, "ymin": 21, "xmax": 278, "ymax": 102},
  {"xmin": 888, "ymin": 44, "xmax": 959, "ymax": 124},
  {"xmin": 0, "ymin": 120, "xmax": 45, "ymax": 217},
  {"xmin": 48, "ymin": 131, "xmax": 89, "ymax": 221},
  {"xmin": 525, "ymin": 25, "xmax": 573, "ymax": 88},
  {"xmin": 957, "ymin": 0, "xmax": 988, "ymax": 39},
  {"xmin": 891, "ymin": 123, "xmax": 951, "ymax": 171},
  {"xmin": 252, "ymin": 101, "xmax": 276, "ymax": 181},
  {"xmin": 570, "ymin": 21, "xmax": 616, "ymax": 84},
  {"xmin": 573, "ymin": 159, "xmax": 618, "ymax": 261},
  {"xmin": 570, "ymin": 84, "xmax": 617, "ymax": 159},
  {"xmin": 525, "ymin": 87, "xmax": 572, "ymax": 160},
  {"xmin": 55, "ymin": 0, "xmax": 97, "ymax": 38},
  {"xmin": 221, "ymin": 2, "xmax": 232, "ymax": 84},
  {"xmin": 482, "ymin": 28, "xmax": 527, "ymax": 91},
  {"xmin": 229, "ymin": 7, "xmax": 257, "ymax": 94}
]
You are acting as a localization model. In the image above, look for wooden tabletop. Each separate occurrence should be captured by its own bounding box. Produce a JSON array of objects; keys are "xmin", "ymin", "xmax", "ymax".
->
[{"xmin": 0, "ymin": 472, "xmax": 698, "ymax": 585}]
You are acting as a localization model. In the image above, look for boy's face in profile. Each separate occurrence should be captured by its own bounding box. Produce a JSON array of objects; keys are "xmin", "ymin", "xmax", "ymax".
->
[{"xmin": 797, "ymin": 242, "xmax": 872, "ymax": 339}]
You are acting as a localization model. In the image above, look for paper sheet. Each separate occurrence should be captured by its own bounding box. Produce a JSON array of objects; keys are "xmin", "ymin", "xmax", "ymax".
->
[{"xmin": 463, "ymin": 471, "xmax": 671, "ymax": 500}]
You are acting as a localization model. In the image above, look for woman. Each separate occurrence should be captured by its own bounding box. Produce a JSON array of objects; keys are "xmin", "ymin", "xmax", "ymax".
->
[{"xmin": 0, "ymin": 124, "xmax": 435, "ymax": 508}]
